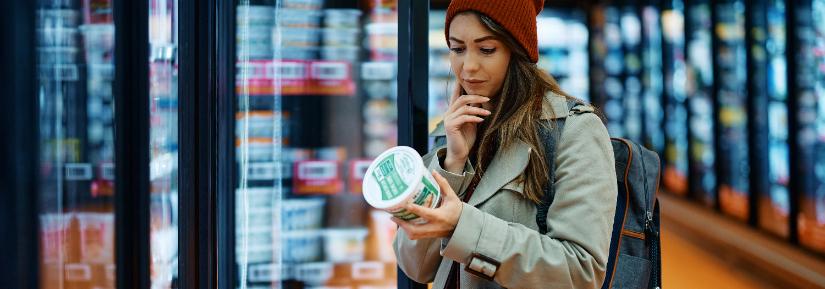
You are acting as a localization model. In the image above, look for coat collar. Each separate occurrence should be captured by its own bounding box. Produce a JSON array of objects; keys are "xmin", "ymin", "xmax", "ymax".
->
[{"xmin": 428, "ymin": 92, "xmax": 583, "ymax": 206}]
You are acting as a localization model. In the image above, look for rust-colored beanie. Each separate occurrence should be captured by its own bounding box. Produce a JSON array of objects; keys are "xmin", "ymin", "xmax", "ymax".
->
[{"xmin": 445, "ymin": 0, "xmax": 545, "ymax": 63}]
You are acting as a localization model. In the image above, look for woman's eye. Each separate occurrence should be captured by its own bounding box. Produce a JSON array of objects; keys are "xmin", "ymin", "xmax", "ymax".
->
[
  {"xmin": 450, "ymin": 47, "xmax": 465, "ymax": 54},
  {"xmin": 480, "ymin": 48, "xmax": 496, "ymax": 54}
]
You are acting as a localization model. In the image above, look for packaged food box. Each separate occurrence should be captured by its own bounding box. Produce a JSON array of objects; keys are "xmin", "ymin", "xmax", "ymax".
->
[
  {"xmin": 323, "ymin": 9, "xmax": 362, "ymax": 29},
  {"xmin": 277, "ymin": 8, "xmax": 323, "ymax": 28},
  {"xmin": 282, "ymin": 230, "xmax": 323, "ymax": 263},
  {"xmin": 322, "ymin": 28, "xmax": 360, "ymax": 47},
  {"xmin": 322, "ymin": 228, "xmax": 368, "ymax": 263},
  {"xmin": 282, "ymin": 198, "xmax": 325, "ymax": 231}
]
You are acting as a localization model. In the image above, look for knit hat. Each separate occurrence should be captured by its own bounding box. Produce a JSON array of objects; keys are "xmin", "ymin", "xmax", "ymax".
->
[{"xmin": 445, "ymin": 0, "xmax": 544, "ymax": 63}]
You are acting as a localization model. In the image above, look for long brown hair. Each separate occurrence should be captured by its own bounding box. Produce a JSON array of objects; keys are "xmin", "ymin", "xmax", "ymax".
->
[{"xmin": 459, "ymin": 11, "xmax": 577, "ymax": 204}]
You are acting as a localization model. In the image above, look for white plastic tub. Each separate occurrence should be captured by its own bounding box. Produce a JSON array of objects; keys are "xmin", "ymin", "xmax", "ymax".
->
[
  {"xmin": 237, "ymin": 25, "xmax": 272, "ymax": 46},
  {"xmin": 235, "ymin": 187, "xmax": 276, "ymax": 209},
  {"xmin": 37, "ymin": 9, "xmax": 80, "ymax": 28},
  {"xmin": 282, "ymin": 230, "xmax": 323, "ymax": 263},
  {"xmin": 282, "ymin": 198, "xmax": 325, "ymax": 230},
  {"xmin": 235, "ymin": 207, "xmax": 274, "ymax": 228},
  {"xmin": 276, "ymin": 9, "xmax": 323, "ymax": 28},
  {"xmin": 80, "ymin": 24, "xmax": 115, "ymax": 64},
  {"xmin": 276, "ymin": 28, "xmax": 321, "ymax": 48},
  {"xmin": 38, "ymin": 27, "xmax": 78, "ymax": 47},
  {"xmin": 322, "ymin": 28, "xmax": 360, "ymax": 47},
  {"xmin": 281, "ymin": 0, "xmax": 323, "ymax": 10},
  {"xmin": 323, "ymin": 9, "xmax": 362, "ymax": 29},
  {"xmin": 277, "ymin": 47, "xmax": 319, "ymax": 60},
  {"xmin": 236, "ymin": 244, "xmax": 274, "ymax": 263},
  {"xmin": 362, "ymin": 146, "xmax": 441, "ymax": 224},
  {"xmin": 236, "ymin": 138, "xmax": 275, "ymax": 162},
  {"xmin": 320, "ymin": 46, "xmax": 360, "ymax": 63},
  {"xmin": 236, "ymin": 6, "xmax": 274, "ymax": 26},
  {"xmin": 295, "ymin": 262, "xmax": 335, "ymax": 286},
  {"xmin": 322, "ymin": 228, "xmax": 368, "ymax": 263},
  {"xmin": 38, "ymin": 47, "xmax": 78, "ymax": 64}
]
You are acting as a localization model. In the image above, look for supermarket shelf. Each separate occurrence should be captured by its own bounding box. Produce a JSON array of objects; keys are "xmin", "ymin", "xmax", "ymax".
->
[{"xmin": 659, "ymin": 193, "xmax": 825, "ymax": 289}]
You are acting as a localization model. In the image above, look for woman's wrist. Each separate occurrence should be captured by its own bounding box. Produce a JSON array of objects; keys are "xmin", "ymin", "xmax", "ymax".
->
[{"xmin": 443, "ymin": 154, "xmax": 468, "ymax": 174}]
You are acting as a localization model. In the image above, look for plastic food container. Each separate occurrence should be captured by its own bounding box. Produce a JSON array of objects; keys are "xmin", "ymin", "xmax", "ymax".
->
[
  {"xmin": 80, "ymin": 24, "xmax": 115, "ymax": 64},
  {"xmin": 88, "ymin": 64, "xmax": 114, "ymax": 81},
  {"xmin": 236, "ymin": 6, "xmax": 274, "ymax": 26},
  {"xmin": 366, "ymin": 23, "xmax": 397, "ymax": 50},
  {"xmin": 276, "ymin": 28, "xmax": 321, "ymax": 48},
  {"xmin": 362, "ymin": 146, "xmax": 441, "ymax": 224},
  {"xmin": 236, "ymin": 138, "xmax": 275, "ymax": 162},
  {"xmin": 277, "ymin": 47, "xmax": 319, "ymax": 60},
  {"xmin": 281, "ymin": 0, "xmax": 323, "ymax": 10},
  {"xmin": 38, "ymin": 27, "xmax": 78, "ymax": 47},
  {"xmin": 237, "ymin": 43, "xmax": 273, "ymax": 60},
  {"xmin": 322, "ymin": 228, "xmax": 368, "ymax": 262},
  {"xmin": 237, "ymin": 25, "xmax": 272, "ymax": 47},
  {"xmin": 236, "ymin": 244, "xmax": 274, "ymax": 263},
  {"xmin": 322, "ymin": 28, "xmax": 360, "ymax": 47},
  {"xmin": 282, "ymin": 230, "xmax": 323, "ymax": 263},
  {"xmin": 235, "ymin": 111, "xmax": 278, "ymax": 138},
  {"xmin": 295, "ymin": 262, "xmax": 335, "ymax": 286},
  {"xmin": 235, "ymin": 207, "xmax": 274, "ymax": 228},
  {"xmin": 38, "ymin": 47, "xmax": 78, "ymax": 64},
  {"xmin": 282, "ymin": 198, "xmax": 326, "ymax": 230},
  {"xmin": 323, "ymin": 9, "xmax": 362, "ymax": 29},
  {"xmin": 37, "ymin": 9, "xmax": 80, "ymax": 28},
  {"xmin": 277, "ymin": 8, "xmax": 323, "ymax": 28},
  {"xmin": 320, "ymin": 46, "xmax": 360, "ymax": 63}
]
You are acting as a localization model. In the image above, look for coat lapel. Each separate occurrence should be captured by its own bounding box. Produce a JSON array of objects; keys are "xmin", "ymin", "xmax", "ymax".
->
[{"xmin": 467, "ymin": 140, "xmax": 531, "ymax": 207}]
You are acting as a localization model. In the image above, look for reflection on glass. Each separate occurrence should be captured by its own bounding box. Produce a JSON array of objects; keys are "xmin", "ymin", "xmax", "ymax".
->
[
  {"xmin": 37, "ymin": 0, "xmax": 117, "ymax": 288},
  {"xmin": 685, "ymin": 1, "xmax": 716, "ymax": 206},
  {"xmin": 602, "ymin": 6, "xmax": 626, "ymax": 138},
  {"xmin": 714, "ymin": 0, "xmax": 750, "ymax": 221},
  {"xmin": 661, "ymin": 0, "xmax": 689, "ymax": 197},
  {"xmin": 642, "ymin": 6, "xmax": 664, "ymax": 154},
  {"xmin": 797, "ymin": 0, "xmax": 825, "ymax": 254},
  {"xmin": 148, "ymin": 0, "xmax": 179, "ymax": 288},
  {"xmin": 235, "ymin": 0, "xmax": 399, "ymax": 287}
]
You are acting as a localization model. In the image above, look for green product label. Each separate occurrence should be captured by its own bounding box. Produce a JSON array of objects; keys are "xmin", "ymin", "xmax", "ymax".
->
[
  {"xmin": 373, "ymin": 154, "xmax": 409, "ymax": 201},
  {"xmin": 414, "ymin": 177, "xmax": 440, "ymax": 207}
]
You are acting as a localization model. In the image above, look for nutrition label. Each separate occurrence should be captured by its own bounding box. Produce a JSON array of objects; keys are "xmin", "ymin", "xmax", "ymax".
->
[{"xmin": 373, "ymin": 154, "xmax": 410, "ymax": 201}]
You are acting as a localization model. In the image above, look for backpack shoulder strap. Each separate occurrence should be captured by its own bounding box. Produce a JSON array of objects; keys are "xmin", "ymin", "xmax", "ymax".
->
[{"xmin": 536, "ymin": 99, "xmax": 590, "ymax": 234}]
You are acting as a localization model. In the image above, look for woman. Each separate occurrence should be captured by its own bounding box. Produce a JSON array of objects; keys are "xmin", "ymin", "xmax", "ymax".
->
[{"xmin": 392, "ymin": 1, "xmax": 618, "ymax": 288}]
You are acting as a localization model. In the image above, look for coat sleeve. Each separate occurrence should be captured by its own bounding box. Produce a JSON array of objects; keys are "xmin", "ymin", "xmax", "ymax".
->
[
  {"xmin": 394, "ymin": 145, "xmax": 475, "ymax": 283},
  {"xmin": 440, "ymin": 113, "xmax": 618, "ymax": 289}
]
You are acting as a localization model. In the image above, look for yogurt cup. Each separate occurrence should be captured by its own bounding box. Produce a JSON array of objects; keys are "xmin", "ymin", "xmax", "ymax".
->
[{"xmin": 362, "ymin": 146, "xmax": 441, "ymax": 223}]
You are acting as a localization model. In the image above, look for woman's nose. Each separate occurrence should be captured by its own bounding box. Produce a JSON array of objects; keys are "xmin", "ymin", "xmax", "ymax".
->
[{"xmin": 462, "ymin": 52, "xmax": 481, "ymax": 74}]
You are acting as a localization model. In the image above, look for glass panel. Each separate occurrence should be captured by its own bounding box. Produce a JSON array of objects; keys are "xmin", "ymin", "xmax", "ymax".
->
[
  {"xmin": 149, "ymin": 0, "xmax": 179, "ymax": 288},
  {"xmin": 234, "ymin": 0, "xmax": 399, "ymax": 287},
  {"xmin": 427, "ymin": 6, "xmax": 590, "ymax": 135},
  {"xmin": 37, "ymin": 0, "xmax": 117, "ymax": 288},
  {"xmin": 757, "ymin": 0, "xmax": 791, "ymax": 238},
  {"xmin": 714, "ymin": 0, "xmax": 750, "ymax": 221},
  {"xmin": 661, "ymin": 0, "xmax": 690, "ymax": 197},
  {"xmin": 685, "ymin": 0, "xmax": 716, "ymax": 206},
  {"xmin": 796, "ymin": 0, "xmax": 825, "ymax": 254},
  {"xmin": 642, "ymin": 5, "xmax": 664, "ymax": 154}
]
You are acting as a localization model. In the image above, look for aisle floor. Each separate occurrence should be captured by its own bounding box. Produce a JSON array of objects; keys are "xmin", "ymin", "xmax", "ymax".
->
[{"xmin": 661, "ymin": 227, "xmax": 777, "ymax": 289}]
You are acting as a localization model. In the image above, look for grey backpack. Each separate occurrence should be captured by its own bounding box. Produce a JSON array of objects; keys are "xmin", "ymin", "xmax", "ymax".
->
[{"xmin": 537, "ymin": 99, "xmax": 662, "ymax": 289}]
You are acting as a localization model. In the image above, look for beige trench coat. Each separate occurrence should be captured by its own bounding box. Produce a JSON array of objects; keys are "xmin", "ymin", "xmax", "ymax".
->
[{"xmin": 394, "ymin": 92, "xmax": 618, "ymax": 289}]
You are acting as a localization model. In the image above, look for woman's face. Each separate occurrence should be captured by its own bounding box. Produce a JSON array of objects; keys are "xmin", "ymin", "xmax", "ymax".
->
[{"xmin": 448, "ymin": 13, "xmax": 512, "ymax": 98}]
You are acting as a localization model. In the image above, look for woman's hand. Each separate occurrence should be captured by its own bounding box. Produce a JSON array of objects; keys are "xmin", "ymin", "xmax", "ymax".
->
[
  {"xmin": 443, "ymin": 83, "xmax": 490, "ymax": 173},
  {"xmin": 392, "ymin": 171, "xmax": 464, "ymax": 240}
]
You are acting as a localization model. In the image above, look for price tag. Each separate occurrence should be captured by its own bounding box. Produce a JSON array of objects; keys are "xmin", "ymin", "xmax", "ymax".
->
[
  {"xmin": 237, "ymin": 60, "xmax": 268, "ymax": 79},
  {"xmin": 65, "ymin": 163, "xmax": 93, "ymax": 181},
  {"xmin": 361, "ymin": 62, "xmax": 395, "ymax": 80},
  {"xmin": 271, "ymin": 61, "xmax": 307, "ymax": 80},
  {"xmin": 351, "ymin": 261, "xmax": 385, "ymax": 280},
  {"xmin": 64, "ymin": 263, "xmax": 92, "ymax": 281},
  {"xmin": 294, "ymin": 160, "xmax": 342, "ymax": 194},
  {"xmin": 101, "ymin": 163, "xmax": 115, "ymax": 181},
  {"xmin": 311, "ymin": 61, "xmax": 349, "ymax": 80},
  {"xmin": 248, "ymin": 263, "xmax": 281, "ymax": 282},
  {"xmin": 348, "ymin": 160, "xmax": 373, "ymax": 194},
  {"xmin": 247, "ymin": 162, "xmax": 278, "ymax": 180}
]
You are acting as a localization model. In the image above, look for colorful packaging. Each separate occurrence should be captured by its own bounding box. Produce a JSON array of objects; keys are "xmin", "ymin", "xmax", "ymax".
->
[{"xmin": 362, "ymin": 146, "xmax": 441, "ymax": 224}]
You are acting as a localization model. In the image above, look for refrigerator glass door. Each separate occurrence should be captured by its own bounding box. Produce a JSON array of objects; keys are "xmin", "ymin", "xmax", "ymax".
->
[
  {"xmin": 714, "ymin": 0, "xmax": 750, "ymax": 221},
  {"xmin": 685, "ymin": 1, "xmax": 716, "ymax": 207},
  {"xmin": 234, "ymin": 1, "xmax": 399, "ymax": 287},
  {"xmin": 37, "ymin": 0, "xmax": 117, "ymax": 288},
  {"xmin": 148, "ymin": 0, "xmax": 179, "ymax": 287},
  {"xmin": 797, "ymin": 0, "xmax": 825, "ymax": 254},
  {"xmin": 661, "ymin": 1, "xmax": 690, "ymax": 197}
]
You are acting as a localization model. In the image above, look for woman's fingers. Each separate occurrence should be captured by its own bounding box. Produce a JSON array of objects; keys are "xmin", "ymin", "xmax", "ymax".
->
[
  {"xmin": 431, "ymin": 171, "xmax": 458, "ymax": 201},
  {"xmin": 448, "ymin": 82, "xmax": 462, "ymax": 105},
  {"xmin": 446, "ymin": 115, "xmax": 484, "ymax": 129},
  {"xmin": 453, "ymin": 105, "xmax": 491, "ymax": 117},
  {"xmin": 449, "ymin": 95, "xmax": 489, "ymax": 112}
]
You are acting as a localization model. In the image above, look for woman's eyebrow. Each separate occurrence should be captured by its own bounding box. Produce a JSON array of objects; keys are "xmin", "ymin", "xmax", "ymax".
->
[
  {"xmin": 473, "ymin": 35, "xmax": 497, "ymax": 43},
  {"xmin": 449, "ymin": 37, "xmax": 465, "ymax": 44}
]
